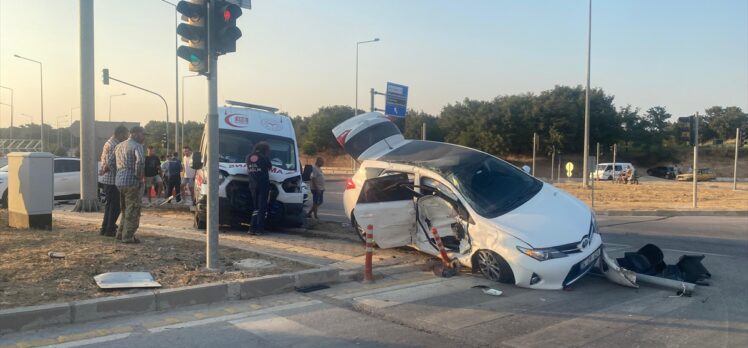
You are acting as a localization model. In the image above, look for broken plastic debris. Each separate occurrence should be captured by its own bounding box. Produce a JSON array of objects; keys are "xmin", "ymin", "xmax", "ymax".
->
[
  {"xmin": 482, "ymin": 288, "xmax": 503, "ymax": 296},
  {"xmin": 94, "ymin": 272, "xmax": 162, "ymax": 289},
  {"xmin": 48, "ymin": 251, "xmax": 66, "ymax": 259}
]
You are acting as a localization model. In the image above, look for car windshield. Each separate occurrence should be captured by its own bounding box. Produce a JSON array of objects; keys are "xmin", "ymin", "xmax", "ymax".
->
[
  {"xmin": 218, "ymin": 129, "xmax": 297, "ymax": 171},
  {"xmin": 444, "ymin": 155, "xmax": 543, "ymax": 218}
]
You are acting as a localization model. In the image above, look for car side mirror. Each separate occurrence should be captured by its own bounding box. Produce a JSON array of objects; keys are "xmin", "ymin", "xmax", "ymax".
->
[{"xmin": 192, "ymin": 152, "xmax": 203, "ymax": 170}]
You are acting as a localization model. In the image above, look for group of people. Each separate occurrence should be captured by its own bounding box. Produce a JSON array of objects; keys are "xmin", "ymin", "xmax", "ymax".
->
[
  {"xmin": 97, "ymin": 126, "xmax": 326, "ymax": 241},
  {"xmin": 244, "ymin": 142, "xmax": 325, "ymax": 236},
  {"xmin": 98, "ymin": 125, "xmax": 197, "ymax": 244},
  {"xmin": 98, "ymin": 125, "xmax": 147, "ymax": 243},
  {"xmin": 142, "ymin": 146, "xmax": 196, "ymax": 205}
]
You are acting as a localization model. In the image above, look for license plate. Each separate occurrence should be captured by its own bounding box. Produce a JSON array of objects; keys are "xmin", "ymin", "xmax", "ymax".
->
[{"xmin": 580, "ymin": 248, "xmax": 601, "ymax": 270}]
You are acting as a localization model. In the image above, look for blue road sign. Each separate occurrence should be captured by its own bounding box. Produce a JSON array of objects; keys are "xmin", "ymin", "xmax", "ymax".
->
[{"xmin": 385, "ymin": 82, "xmax": 408, "ymax": 118}]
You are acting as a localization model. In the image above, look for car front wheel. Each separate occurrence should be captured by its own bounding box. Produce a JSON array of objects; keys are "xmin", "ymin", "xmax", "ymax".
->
[{"xmin": 473, "ymin": 250, "xmax": 514, "ymax": 284}]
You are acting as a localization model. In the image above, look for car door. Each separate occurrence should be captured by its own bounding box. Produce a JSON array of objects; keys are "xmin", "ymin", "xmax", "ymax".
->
[
  {"xmin": 416, "ymin": 176, "xmax": 472, "ymax": 255},
  {"xmin": 53, "ymin": 159, "xmax": 79, "ymax": 197},
  {"xmin": 353, "ymin": 173, "xmax": 416, "ymax": 248}
]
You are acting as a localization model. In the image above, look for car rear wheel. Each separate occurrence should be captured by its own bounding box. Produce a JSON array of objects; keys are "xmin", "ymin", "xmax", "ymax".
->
[{"xmin": 474, "ymin": 250, "xmax": 514, "ymax": 284}]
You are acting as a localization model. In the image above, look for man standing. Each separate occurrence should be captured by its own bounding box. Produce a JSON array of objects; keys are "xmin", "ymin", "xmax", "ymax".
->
[
  {"xmin": 164, "ymin": 152, "xmax": 182, "ymax": 203},
  {"xmin": 306, "ymin": 157, "xmax": 325, "ymax": 220},
  {"xmin": 143, "ymin": 146, "xmax": 162, "ymax": 205},
  {"xmin": 111, "ymin": 126, "xmax": 146, "ymax": 243},
  {"xmin": 182, "ymin": 146, "xmax": 196, "ymax": 205},
  {"xmin": 98, "ymin": 125, "xmax": 129, "ymax": 237},
  {"xmin": 246, "ymin": 142, "xmax": 271, "ymax": 236}
]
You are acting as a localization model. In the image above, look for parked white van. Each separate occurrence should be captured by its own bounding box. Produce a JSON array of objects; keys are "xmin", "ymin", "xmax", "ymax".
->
[
  {"xmin": 192, "ymin": 101, "xmax": 305, "ymax": 229},
  {"xmin": 591, "ymin": 162, "xmax": 635, "ymax": 181}
]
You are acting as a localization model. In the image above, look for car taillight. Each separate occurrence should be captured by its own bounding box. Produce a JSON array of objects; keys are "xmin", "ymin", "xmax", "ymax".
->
[
  {"xmin": 336, "ymin": 129, "xmax": 351, "ymax": 147},
  {"xmin": 345, "ymin": 178, "xmax": 356, "ymax": 190}
]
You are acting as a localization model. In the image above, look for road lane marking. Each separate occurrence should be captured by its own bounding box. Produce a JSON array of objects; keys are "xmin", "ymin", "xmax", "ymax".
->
[{"xmin": 39, "ymin": 333, "xmax": 131, "ymax": 348}]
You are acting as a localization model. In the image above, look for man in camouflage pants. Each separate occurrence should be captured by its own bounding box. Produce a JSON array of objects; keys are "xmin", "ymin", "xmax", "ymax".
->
[{"xmin": 110, "ymin": 126, "xmax": 147, "ymax": 243}]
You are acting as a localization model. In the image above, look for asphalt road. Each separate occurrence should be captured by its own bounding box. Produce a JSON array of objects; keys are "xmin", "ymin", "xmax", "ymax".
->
[{"xmin": 3, "ymin": 215, "xmax": 746, "ymax": 347}]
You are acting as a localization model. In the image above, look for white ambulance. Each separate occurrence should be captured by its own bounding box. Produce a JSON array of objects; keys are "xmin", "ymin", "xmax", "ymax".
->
[{"xmin": 192, "ymin": 101, "xmax": 305, "ymax": 229}]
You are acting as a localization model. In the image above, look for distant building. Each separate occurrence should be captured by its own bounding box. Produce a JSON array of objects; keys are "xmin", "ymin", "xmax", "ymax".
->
[{"xmin": 69, "ymin": 121, "xmax": 140, "ymax": 159}]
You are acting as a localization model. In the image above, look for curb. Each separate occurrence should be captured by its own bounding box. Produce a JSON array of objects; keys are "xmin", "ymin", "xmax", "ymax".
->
[
  {"xmin": 596, "ymin": 210, "xmax": 748, "ymax": 217},
  {"xmin": 0, "ymin": 267, "xmax": 339, "ymax": 335}
]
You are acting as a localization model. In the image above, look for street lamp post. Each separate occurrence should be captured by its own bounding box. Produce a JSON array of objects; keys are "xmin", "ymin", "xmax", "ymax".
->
[
  {"xmin": 160, "ymin": 0, "xmax": 180, "ymax": 157},
  {"xmin": 181, "ymin": 74, "xmax": 200, "ymax": 150},
  {"xmin": 57, "ymin": 115, "xmax": 68, "ymax": 148},
  {"xmin": 14, "ymin": 54, "xmax": 44, "ymax": 152},
  {"xmin": 355, "ymin": 38, "xmax": 380, "ymax": 116},
  {"xmin": 0, "ymin": 85, "xmax": 13, "ymax": 139},
  {"xmin": 581, "ymin": 0, "xmax": 592, "ymax": 187},
  {"xmin": 108, "ymin": 93, "xmax": 126, "ymax": 121}
]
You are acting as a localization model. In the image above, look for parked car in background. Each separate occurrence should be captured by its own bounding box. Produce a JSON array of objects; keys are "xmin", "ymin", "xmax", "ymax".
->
[
  {"xmin": 0, "ymin": 157, "xmax": 84, "ymax": 208},
  {"xmin": 677, "ymin": 168, "xmax": 716, "ymax": 182},
  {"xmin": 334, "ymin": 112, "xmax": 602, "ymax": 290},
  {"xmin": 591, "ymin": 162, "xmax": 635, "ymax": 180},
  {"xmin": 646, "ymin": 166, "xmax": 678, "ymax": 179}
]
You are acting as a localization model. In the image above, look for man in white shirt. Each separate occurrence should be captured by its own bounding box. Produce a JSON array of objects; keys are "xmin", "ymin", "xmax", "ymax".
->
[
  {"xmin": 306, "ymin": 157, "xmax": 326, "ymax": 220},
  {"xmin": 182, "ymin": 146, "xmax": 196, "ymax": 205}
]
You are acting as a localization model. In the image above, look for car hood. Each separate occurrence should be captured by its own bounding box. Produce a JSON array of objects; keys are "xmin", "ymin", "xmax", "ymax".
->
[
  {"xmin": 218, "ymin": 162, "xmax": 300, "ymax": 182},
  {"xmin": 489, "ymin": 183, "xmax": 592, "ymax": 248}
]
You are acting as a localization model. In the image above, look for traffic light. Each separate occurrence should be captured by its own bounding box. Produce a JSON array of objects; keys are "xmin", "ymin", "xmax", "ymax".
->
[
  {"xmin": 161, "ymin": 133, "xmax": 168, "ymax": 148},
  {"xmin": 211, "ymin": 0, "xmax": 242, "ymax": 55},
  {"xmin": 177, "ymin": 0, "xmax": 208, "ymax": 74},
  {"xmin": 677, "ymin": 116, "xmax": 695, "ymax": 146},
  {"xmin": 102, "ymin": 68, "xmax": 109, "ymax": 85}
]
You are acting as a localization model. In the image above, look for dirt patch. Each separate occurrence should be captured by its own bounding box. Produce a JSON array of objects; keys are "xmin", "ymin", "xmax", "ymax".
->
[
  {"xmin": 0, "ymin": 210, "xmax": 308, "ymax": 309},
  {"xmin": 556, "ymin": 181, "xmax": 748, "ymax": 210}
]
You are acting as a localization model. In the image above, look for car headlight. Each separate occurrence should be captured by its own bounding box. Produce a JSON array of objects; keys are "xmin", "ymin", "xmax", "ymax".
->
[{"xmin": 516, "ymin": 246, "xmax": 568, "ymax": 261}]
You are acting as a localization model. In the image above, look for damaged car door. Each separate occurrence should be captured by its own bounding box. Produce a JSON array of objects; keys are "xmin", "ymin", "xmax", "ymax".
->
[
  {"xmin": 416, "ymin": 177, "xmax": 472, "ymax": 256},
  {"xmin": 353, "ymin": 173, "xmax": 417, "ymax": 249}
]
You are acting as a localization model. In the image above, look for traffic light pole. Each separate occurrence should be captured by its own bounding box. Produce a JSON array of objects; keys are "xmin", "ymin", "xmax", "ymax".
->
[
  {"xmin": 74, "ymin": 0, "xmax": 100, "ymax": 213},
  {"xmin": 206, "ymin": 0, "xmax": 220, "ymax": 271}
]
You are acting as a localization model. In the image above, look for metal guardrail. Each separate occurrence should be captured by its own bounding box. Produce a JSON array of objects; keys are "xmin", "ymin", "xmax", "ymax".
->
[{"xmin": 0, "ymin": 139, "xmax": 42, "ymax": 153}]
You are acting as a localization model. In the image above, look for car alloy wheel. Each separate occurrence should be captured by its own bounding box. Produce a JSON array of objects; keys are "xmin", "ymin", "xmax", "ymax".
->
[{"xmin": 475, "ymin": 250, "xmax": 514, "ymax": 284}]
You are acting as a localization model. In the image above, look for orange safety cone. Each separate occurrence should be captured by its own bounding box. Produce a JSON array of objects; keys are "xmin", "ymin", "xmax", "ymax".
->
[
  {"xmin": 363, "ymin": 224, "xmax": 374, "ymax": 283},
  {"xmin": 149, "ymin": 186, "xmax": 157, "ymax": 198}
]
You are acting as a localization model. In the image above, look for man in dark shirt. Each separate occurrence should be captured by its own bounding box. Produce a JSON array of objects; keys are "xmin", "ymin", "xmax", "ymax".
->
[
  {"xmin": 246, "ymin": 141, "xmax": 271, "ymax": 235},
  {"xmin": 143, "ymin": 146, "xmax": 162, "ymax": 204},
  {"xmin": 98, "ymin": 125, "xmax": 129, "ymax": 237},
  {"xmin": 164, "ymin": 152, "xmax": 183, "ymax": 203}
]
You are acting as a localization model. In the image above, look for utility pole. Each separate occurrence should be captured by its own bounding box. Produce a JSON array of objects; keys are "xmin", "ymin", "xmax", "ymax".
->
[
  {"xmin": 205, "ymin": 0, "xmax": 219, "ymax": 271},
  {"xmin": 734, "ymin": 128, "xmax": 740, "ymax": 191},
  {"xmin": 370, "ymin": 88, "xmax": 375, "ymax": 112},
  {"xmin": 532, "ymin": 132, "xmax": 537, "ymax": 176},
  {"xmin": 73, "ymin": 0, "xmax": 100, "ymax": 212},
  {"xmin": 0, "ymin": 86, "xmax": 12, "ymax": 139},
  {"xmin": 581, "ymin": 0, "xmax": 592, "ymax": 187},
  {"xmin": 612, "ymin": 143, "xmax": 617, "ymax": 180},
  {"xmin": 595, "ymin": 142, "xmax": 600, "ymax": 180},
  {"xmin": 422, "ymin": 122, "xmax": 427, "ymax": 140},
  {"xmin": 550, "ymin": 146, "xmax": 555, "ymax": 182},
  {"xmin": 693, "ymin": 113, "xmax": 699, "ymax": 208}
]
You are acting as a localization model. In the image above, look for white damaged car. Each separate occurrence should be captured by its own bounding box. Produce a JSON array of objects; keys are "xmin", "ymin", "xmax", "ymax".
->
[{"xmin": 333, "ymin": 112, "xmax": 602, "ymax": 290}]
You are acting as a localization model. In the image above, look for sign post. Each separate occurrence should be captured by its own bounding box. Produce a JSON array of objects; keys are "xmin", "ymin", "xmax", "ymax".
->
[{"xmin": 384, "ymin": 82, "xmax": 408, "ymax": 118}]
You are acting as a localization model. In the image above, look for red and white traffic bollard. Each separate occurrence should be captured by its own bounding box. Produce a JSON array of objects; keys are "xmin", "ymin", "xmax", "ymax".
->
[
  {"xmin": 431, "ymin": 227, "xmax": 452, "ymax": 269},
  {"xmin": 363, "ymin": 224, "xmax": 374, "ymax": 283}
]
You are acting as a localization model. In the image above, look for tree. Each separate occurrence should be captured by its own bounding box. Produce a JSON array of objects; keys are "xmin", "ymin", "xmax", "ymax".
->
[
  {"xmin": 643, "ymin": 106, "xmax": 671, "ymax": 135},
  {"xmin": 403, "ymin": 109, "xmax": 443, "ymax": 141},
  {"xmin": 703, "ymin": 106, "xmax": 747, "ymax": 140},
  {"xmin": 303, "ymin": 105, "xmax": 355, "ymax": 153}
]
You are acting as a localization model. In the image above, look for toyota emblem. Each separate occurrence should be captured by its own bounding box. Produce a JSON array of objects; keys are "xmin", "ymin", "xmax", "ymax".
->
[{"xmin": 579, "ymin": 237, "xmax": 590, "ymax": 250}]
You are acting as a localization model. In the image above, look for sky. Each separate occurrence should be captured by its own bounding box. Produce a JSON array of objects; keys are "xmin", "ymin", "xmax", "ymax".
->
[{"xmin": 0, "ymin": 0, "xmax": 746, "ymax": 129}]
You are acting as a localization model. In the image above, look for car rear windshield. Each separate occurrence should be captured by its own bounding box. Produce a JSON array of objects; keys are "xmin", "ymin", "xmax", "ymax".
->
[
  {"xmin": 344, "ymin": 121, "xmax": 400, "ymax": 159},
  {"xmin": 445, "ymin": 154, "xmax": 542, "ymax": 218},
  {"xmin": 218, "ymin": 129, "xmax": 297, "ymax": 171}
]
